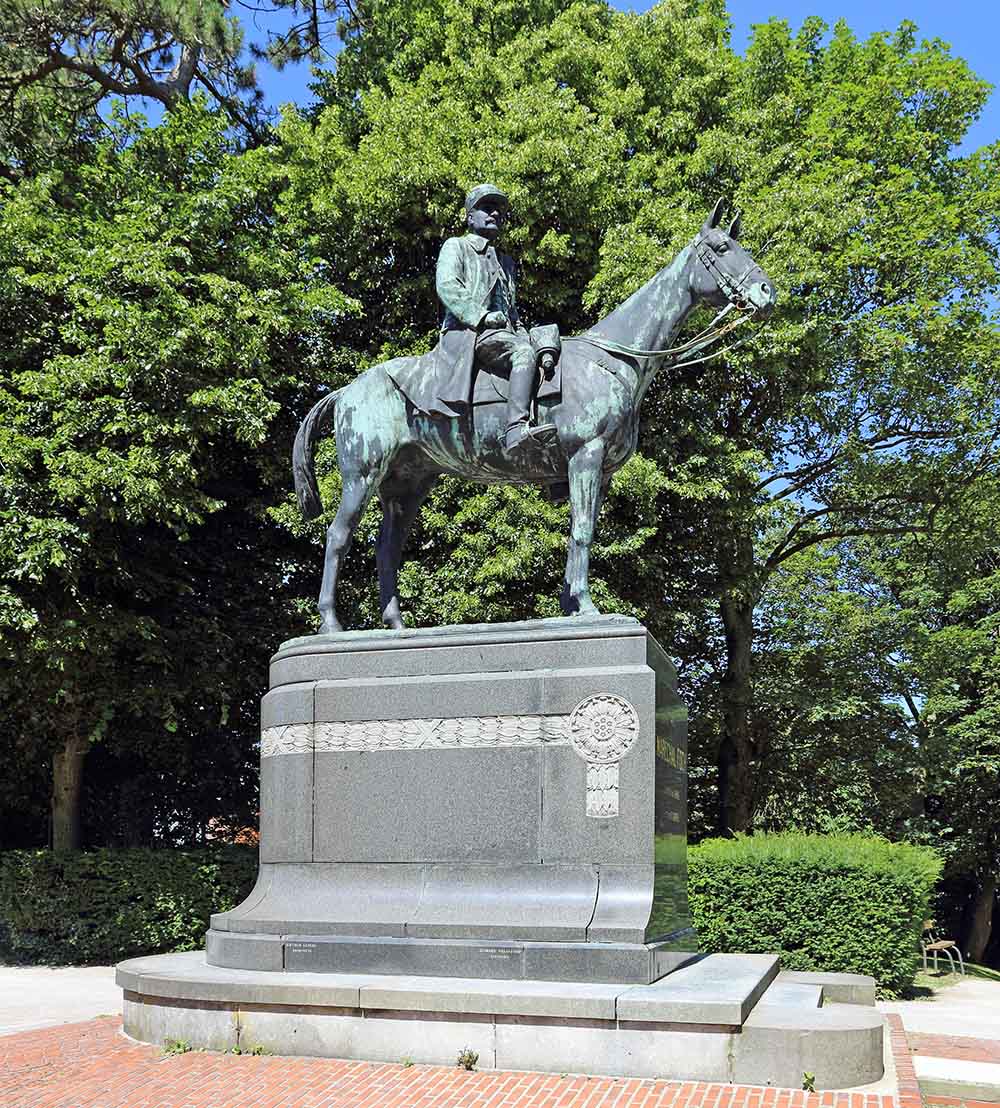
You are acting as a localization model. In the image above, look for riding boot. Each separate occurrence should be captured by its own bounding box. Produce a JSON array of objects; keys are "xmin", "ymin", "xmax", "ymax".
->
[{"xmin": 503, "ymin": 358, "xmax": 556, "ymax": 456}]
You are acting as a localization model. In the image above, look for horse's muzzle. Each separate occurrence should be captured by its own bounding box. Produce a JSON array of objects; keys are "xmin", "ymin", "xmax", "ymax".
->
[{"xmin": 746, "ymin": 277, "xmax": 777, "ymax": 317}]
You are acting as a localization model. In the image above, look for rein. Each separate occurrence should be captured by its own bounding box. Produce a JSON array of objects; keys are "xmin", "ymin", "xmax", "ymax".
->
[
  {"xmin": 574, "ymin": 235, "xmax": 761, "ymax": 368},
  {"xmin": 576, "ymin": 304, "xmax": 749, "ymax": 364}
]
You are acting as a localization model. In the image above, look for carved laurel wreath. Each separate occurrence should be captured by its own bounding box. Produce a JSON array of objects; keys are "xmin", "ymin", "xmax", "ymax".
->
[{"xmin": 569, "ymin": 694, "xmax": 639, "ymax": 764}]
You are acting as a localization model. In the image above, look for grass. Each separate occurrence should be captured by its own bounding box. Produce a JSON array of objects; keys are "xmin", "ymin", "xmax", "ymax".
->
[{"xmin": 903, "ymin": 961, "xmax": 1000, "ymax": 999}]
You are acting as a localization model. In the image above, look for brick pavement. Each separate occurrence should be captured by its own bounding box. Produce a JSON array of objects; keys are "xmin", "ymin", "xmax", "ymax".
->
[
  {"xmin": 887, "ymin": 1014, "xmax": 922, "ymax": 1108},
  {"xmin": 909, "ymin": 1036, "xmax": 1000, "ymax": 1066},
  {"xmin": 0, "ymin": 1016, "xmax": 897, "ymax": 1108}
]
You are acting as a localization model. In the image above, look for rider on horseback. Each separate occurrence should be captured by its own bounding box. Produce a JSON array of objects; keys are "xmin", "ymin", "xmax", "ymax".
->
[
  {"xmin": 433, "ymin": 183, "xmax": 557, "ymax": 457},
  {"xmin": 294, "ymin": 196, "xmax": 776, "ymax": 633}
]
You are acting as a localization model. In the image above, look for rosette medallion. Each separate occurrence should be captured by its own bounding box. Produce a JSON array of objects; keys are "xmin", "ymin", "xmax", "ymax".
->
[{"xmin": 569, "ymin": 694, "xmax": 640, "ymax": 817}]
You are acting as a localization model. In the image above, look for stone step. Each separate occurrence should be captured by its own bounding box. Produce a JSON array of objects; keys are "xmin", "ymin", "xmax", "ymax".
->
[
  {"xmin": 734, "ymin": 1001, "xmax": 885, "ymax": 1089},
  {"xmin": 118, "ymin": 951, "xmax": 620, "ymax": 1019},
  {"xmin": 119, "ymin": 951, "xmax": 777, "ymax": 1026},
  {"xmin": 754, "ymin": 980, "xmax": 823, "ymax": 1009},
  {"xmin": 777, "ymin": 969, "xmax": 876, "ymax": 1006},
  {"xmin": 616, "ymin": 953, "xmax": 780, "ymax": 1025},
  {"xmin": 915, "ymin": 1055, "xmax": 1000, "ymax": 1101}
]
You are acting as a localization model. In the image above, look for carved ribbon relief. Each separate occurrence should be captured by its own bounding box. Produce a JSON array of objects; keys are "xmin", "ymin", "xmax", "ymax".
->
[
  {"xmin": 260, "ymin": 694, "xmax": 639, "ymax": 819},
  {"xmin": 568, "ymin": 694, "xmax": 640, "ymax": 818}
]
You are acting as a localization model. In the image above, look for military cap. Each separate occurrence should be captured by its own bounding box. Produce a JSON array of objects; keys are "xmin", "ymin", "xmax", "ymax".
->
[{"xmin": 464, "ymin": 183, "xmax": 510, "ymax": 212}]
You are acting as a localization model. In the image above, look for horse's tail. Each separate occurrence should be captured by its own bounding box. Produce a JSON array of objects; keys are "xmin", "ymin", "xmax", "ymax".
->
[{"xmin": 292, "ymin": 388, "xmax": 342, "ymax": 521}]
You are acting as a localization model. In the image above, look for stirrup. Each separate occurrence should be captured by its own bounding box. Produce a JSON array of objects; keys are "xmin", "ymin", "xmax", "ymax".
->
[{"xmin": 504, "ymin": 421, "xmax": 557, "ymax": 455}]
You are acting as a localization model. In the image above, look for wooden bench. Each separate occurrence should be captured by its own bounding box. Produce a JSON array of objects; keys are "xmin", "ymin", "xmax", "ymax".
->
[{"xmin": 921, "ymin": 919, "xmax": 965, "ymax": 975}]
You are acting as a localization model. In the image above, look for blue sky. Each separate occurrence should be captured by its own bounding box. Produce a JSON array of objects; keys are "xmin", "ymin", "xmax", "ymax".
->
[
  {"xmin": 246, "ymin": 0, "xmax": 998, "ymax": 154},
  {"xmin": 720, "ymin": 0, "xmax": 998, "ymax": 153}
]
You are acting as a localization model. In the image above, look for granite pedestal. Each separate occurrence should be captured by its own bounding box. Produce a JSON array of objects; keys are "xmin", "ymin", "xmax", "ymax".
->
[
  {"xmin": 118, "ymin": 616, "xmax": 885, "ymax": 1086},
  {"xmin": 209, "ymin": 615, "xmax": 694, "ymax": 983}
]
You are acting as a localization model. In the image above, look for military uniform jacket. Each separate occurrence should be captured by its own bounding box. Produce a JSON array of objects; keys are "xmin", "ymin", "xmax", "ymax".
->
[
  {"xmin": 430, "ymin": 233, "xmax": 521, "ymax": 414},
  {"xmin": 384, "ymin": 233, "xmax": 523, "ymax": 419}
]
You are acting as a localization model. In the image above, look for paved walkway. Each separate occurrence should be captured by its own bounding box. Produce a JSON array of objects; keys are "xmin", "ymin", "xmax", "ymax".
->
[
  {"xmin": 0, "ymin": 1016, "xmax": 894, "ymax": 1108},
  {"xmin": 881, "ymin": 980, "xmax": 1000, "ymax": 1041},
  {"xmin": 0, "ymin": 965, "xmax": 122, "ymax": 1035},
  {"xmin": 881, "ymin": 978, "xmax": 1000, "ymax": 1105}
]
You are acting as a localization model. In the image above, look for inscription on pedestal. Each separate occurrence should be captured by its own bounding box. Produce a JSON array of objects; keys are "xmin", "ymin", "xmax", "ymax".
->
[
  {"xmin": 283, "ymin": 936, "xmax": 528, "ymax": 979},
  {"xmin": 477, "ymin": 946, "xmax": 521, "ymax": 964}
]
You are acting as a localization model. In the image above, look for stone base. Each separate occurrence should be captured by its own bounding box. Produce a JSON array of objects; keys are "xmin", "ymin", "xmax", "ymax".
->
[
  {"xmin": 206, "ymin": 927, "xmax": 697, "ymax": 984},
  {"xmin": 213, "ymin": 616, "xmax": 695, "ymax": 984},
  {"xmin": 116, "ymin": 951, "xmax": 885, "ymax": 1089}
]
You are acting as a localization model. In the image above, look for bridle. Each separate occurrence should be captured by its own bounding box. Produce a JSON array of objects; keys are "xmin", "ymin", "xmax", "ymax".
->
[
  {"xmin": 693, "ymin": 234, "xmax": 762, "ymax": 315},
  {"xmin": 576, "ymin": 234, "xmax": 764, "ymax": 368}
]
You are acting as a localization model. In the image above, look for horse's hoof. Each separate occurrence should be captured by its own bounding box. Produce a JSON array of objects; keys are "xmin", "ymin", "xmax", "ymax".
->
[
  {"xmin": 573, "ymin": 603, "xmax": 602, "ymax": 618},
  {"xmin": 319, "ymin": 618, "xmax": 343, "ymax": 635},
  {"xmin": 382, "ymin": 602, "xmax": 405, "ymax": 631}
]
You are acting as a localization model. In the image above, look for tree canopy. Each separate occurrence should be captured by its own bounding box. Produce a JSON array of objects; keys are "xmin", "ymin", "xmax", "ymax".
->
[
  {"xmin": 0, "ymin": 0, "xmax": 998, "ymax": 962},
  {"xmin": 0, "ymin": 103, "xmax": 350, "ymax": 847}
]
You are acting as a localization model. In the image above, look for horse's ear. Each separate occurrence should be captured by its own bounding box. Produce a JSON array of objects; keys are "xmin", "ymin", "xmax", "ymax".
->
[
  {"xmin": 705, "ymin": 196, "xmax": 726, "ymax": 230},
  {"xmin": 728, "ymin": 211, "xmax": 742, "ymax": 240}
]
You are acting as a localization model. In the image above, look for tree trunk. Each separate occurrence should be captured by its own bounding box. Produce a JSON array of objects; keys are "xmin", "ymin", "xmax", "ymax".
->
[
  {"xmin": 717, "ymin": 534, "xmax": 757, "ymax": 835},
  {"xmin": 967, "ymin": 874, "xmax": 997, "ymax": 963},
  {"xmin": 51, "ymin": 735, "xmax": 88, "ymax": 852}
]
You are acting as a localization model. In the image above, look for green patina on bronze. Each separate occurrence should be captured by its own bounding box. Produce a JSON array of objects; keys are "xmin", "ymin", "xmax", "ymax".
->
[{"xmin": 293, "ymin": 196, "xmax": 777, "ymax": 634}]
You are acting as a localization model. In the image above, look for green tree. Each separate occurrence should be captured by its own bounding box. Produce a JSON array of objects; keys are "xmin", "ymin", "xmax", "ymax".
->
[
  {"xmin": 588, "ymin": 14, "xmax": 1000, "ymax": 831},
  {"xmin": 863, "ymin": 488, "xmax": 1000, "ymax": 962},
  {"xmin": 0, "ymin": 102, "xmax": 351, "ymax": 849},
  {"xmin": 0, "ymin": 0, "xmax": 264, "ymax": 177},
  {"xmin": 687, "ymin": 538, "xmax": 919, "ymax": 841},
  {"xmin": 718, "ymin": 498, "xmax": 1000, "ymax": 959},
  {"xmin": 275, "ymin": 0, "xmax": 1000, "ymax": 837},
  {"xmin": 5, "ymin": 0, "xmax": 998, "ymax": 858}
]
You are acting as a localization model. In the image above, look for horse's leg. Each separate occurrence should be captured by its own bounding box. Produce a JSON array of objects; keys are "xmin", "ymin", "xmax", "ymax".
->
[
  {"xmin": 376, "ymin": 474, "xmax": 437, "ymax": 630},
  {"xmin": 317, "ymin": 470, "xmax": 378, "ymax": 634},
  {"xmin": 561, "ymin": 440, "xmax": 607, "ymax": 616}
]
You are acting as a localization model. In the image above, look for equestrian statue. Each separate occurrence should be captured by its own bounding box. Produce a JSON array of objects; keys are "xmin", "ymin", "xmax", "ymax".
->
[{"xmin": 293, "ymin": 190, "xmax": 777, "ymax": 634}]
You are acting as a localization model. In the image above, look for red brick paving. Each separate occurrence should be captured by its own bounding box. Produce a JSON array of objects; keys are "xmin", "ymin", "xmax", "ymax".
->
[
  {"xmin": 886, "ymin": 1014, "xmax": 922, "ymax": 1108},
  {"xmin": 909, "ymin": 1035, "xmax": 1000, "ymax": 1066},
  {"xmin": 0, "ymin": 1016, "xmax": 898, "ymax": 1108}
]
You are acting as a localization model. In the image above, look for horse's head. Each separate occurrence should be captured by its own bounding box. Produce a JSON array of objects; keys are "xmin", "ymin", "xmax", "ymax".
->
[{"xmin": 690, "ymin": 198, "xmax": 776, "ymax": 318}]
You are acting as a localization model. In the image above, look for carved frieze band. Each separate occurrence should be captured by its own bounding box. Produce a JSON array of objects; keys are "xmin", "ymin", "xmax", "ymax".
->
[
  {"xmin": 261, "ymin": 723, "xmax": 313, "ymax": 757},
  {"xmin": 260, "ymin": 715, "xmax": 571, "ymax": 758},
  {"xmin": 260, "ymin": 695, "xmax": 640, "ymax": 821},
  {"xmin": 586, "ymin": 763, "xmax": 621, "ymax": 818}
]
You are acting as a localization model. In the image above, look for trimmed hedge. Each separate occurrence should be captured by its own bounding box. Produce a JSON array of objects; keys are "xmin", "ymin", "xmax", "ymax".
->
[
  {"xmin": 688, "ymin": 833, "xmax": 942, "ymax": 997},
  {"xmin": 0, "ymin": 847, "xmax": 257, "ymax": 964},
  {"xmin": 0, "ymin": 836, "xmax": 943, "ymax": 991}
]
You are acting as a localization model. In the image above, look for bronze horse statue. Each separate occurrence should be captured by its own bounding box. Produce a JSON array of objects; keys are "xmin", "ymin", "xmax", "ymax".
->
[{"xmin": 294, "ymin": 200, "xmax": 777, "ymax": 633}]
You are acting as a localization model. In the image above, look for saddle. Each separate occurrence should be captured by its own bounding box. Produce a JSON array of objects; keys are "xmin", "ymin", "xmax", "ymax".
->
[{"xmin": 472, "ymin": 323, "xmax": 563, "ymax": 407}]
